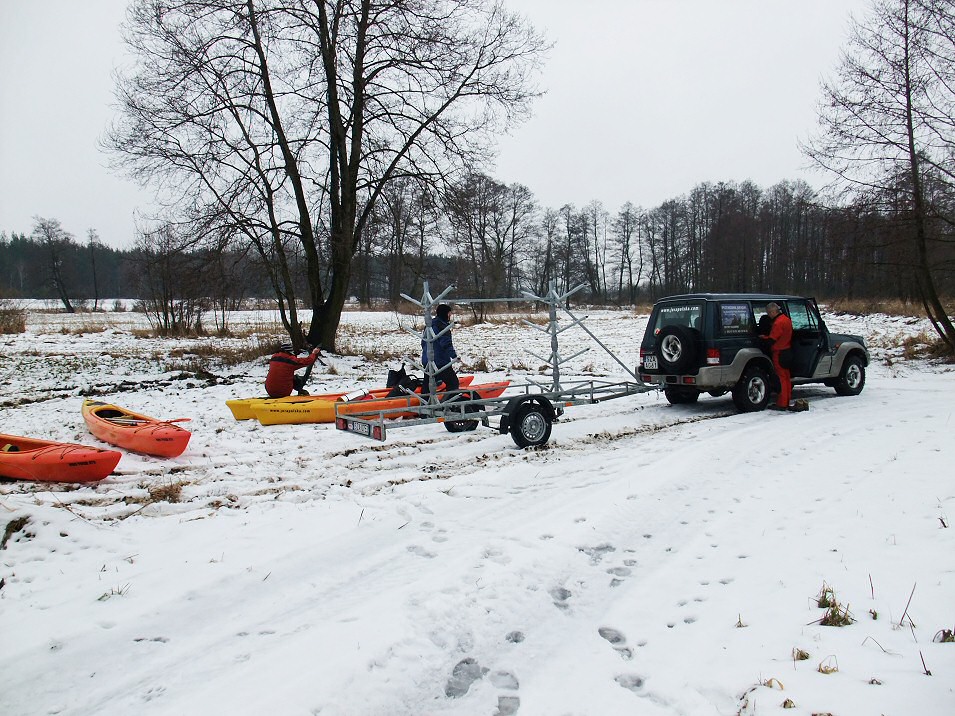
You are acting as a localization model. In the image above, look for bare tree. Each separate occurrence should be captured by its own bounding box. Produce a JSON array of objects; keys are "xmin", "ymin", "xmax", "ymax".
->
[
  {"xmin": 805, "ymin": 0, "xmax": 955, "ymax": 351},
  {"xmin": 109, "ymin": 0, "xmax": 546, "ymax": 350},
  {"xmin": 583, "ymin": 200, "xmax": 609, "ymax": 301},
  {"xmin": 443, "ymin": 173, "xmax": 536, "ymax": 313},
  {"xmin": 531, "ymin": 208, "xmax": 560, "ymax": 296},
  {"xmin": 87, "ymin": 229, "xmax": 102, "ymax": 311},
  {"xmin": 611, "ymin": 202, "xmax": 643, "ymax": 303},
  {"xmin": 31, "ymin": 217, "xmax": 77, "ymax": 313},
  {"xmin": 134, "ymin": 225, "xmax": 207, "ymax": 336}
]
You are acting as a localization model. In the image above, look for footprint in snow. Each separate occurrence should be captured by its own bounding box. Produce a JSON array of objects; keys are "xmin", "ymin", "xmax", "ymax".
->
[
  {"xmin": 495, "ymin": 695, "xmax": 521, "ymax": 715},
  {"xmin": 607, "ymin": 564, "xmax": 632, "ymax": 587},
  {"xmin": 578, "ymin": 543, "xmax": 615, "ymax": 564},
  {"xmin": 407, "ymin": 544, "xmax": 436, "ymax": 559},
  {"xmin": 615, "ymin": 673, "xmax": 645, "ymax": 692},
  {"xmin": 142, "ymin": 685, "xmax": 166, "ymax": 702},
  {"xmin": 490, "ymin": 670, "xmax": 520, "ymax": 689},
  {"xmin": 489, "ymin": 669, "xmax": 520, "ymax": 713},
  {"xmin": 550, "ymin": 586, "xmax": 572, "ymax": 608},
  {"xmin": 445, "ymin": 657, "xmax": 488, "ymax": 698},
  {"xmin": 598, "ymin": 626, "xmax": 634, "ymax": 661}
]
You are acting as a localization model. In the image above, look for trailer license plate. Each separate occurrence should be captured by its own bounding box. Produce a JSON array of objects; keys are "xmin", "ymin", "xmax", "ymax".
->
[{"xmin": 644, "ymin": 355, "xmax": 658, "ymax": 370}]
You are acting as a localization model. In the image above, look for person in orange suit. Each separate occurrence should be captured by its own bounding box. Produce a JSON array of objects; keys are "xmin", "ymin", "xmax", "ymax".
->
[
  {"xmin": 265, "ymin": 343, "xmax": 322, "ymax": 398},
  {"xmin": 763, "ymin": 302, "xmax": 793, "ymax": 410}
]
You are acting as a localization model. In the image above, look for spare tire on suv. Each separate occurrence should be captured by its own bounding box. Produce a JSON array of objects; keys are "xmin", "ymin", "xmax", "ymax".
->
[{"xmin": 655, "ymin": 325, "xmax": 699, "ymax": 374}]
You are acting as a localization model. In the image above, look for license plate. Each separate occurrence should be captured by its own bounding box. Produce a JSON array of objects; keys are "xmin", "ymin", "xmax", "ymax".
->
[{"xmin": 643, "ymin": 355, "xmax": 658, "ymax": 370}]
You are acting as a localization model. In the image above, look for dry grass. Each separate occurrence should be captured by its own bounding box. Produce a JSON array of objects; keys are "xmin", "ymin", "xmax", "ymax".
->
[
  {"xmin": 816, "ymin": 582, "xmax": 837, "ymax": 608},
  {"xmin": 456, "ymin": 313, "xmax": 550, "ymax": 327},
  {"xmin": 459, "ymin": 356, "xmax": 490, "ymax": 372},
  {"xmin": 816, "ymin": 656, "xmax": 839, "ymax": 675},
  {"xmin": 902, "ymin": 332, "xmax": 955, "ymax": 361},
  {"xmin": 792, "ymin": 647, "xmax": 811, "ymax": 661},
  {"xmin": 0, "ymin": 307, "xmax": 26, "ymax": 334},
  {"xmin": 166, "ymin": 338, "xmax": 277, "ymax": 368},
  {"xmin": 825, "ymin": 297, "xmax": 926, "ymax": 317},
  {"xmin": 148, "ymin": 482, "xmax": 184, "ymax": 504},
  {"xmin": 60, "ymin": 322, "xmax": 110, "ymax": 335},
  {"xmin": 934, "ymin": 627, "xmax": 954, "ymax": 643},
  {"xmin": 334, "ymin": 337, "xmax": 409, "ymax": 363},
  {"xmin": 1, "ymin": 516, "xmax": 30, "ymax": 550},
  {"xmin": 127, "ymin": 481, "xmax": 186, "ymax": 507},
  {"xmin": 812, "ymin": 582, "xmax": 855, "ymax": 627}
]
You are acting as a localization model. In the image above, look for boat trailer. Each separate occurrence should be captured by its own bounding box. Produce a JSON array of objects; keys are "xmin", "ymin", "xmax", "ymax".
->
[{"xmin": 335, "ymin": 281, "xmax": 659, "ymax": 447}]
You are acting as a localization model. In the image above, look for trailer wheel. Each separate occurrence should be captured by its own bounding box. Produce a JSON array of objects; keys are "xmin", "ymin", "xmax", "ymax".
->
[
  {"xmin": 444, "ymin": 393, "xmax": 480, "ymax": 433},
  {"xmin": 510, "ymin": 403, "xmax": 552, "ymax": 448}
]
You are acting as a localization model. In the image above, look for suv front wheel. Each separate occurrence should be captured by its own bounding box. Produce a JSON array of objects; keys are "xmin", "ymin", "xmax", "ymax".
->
[
  {"xmin": 834, "ymin": 355, "xmax": 866, "ymax": 396},
  {"xmin": 732, "ymin": 365, "xmax": 771, "ymax": 412}
]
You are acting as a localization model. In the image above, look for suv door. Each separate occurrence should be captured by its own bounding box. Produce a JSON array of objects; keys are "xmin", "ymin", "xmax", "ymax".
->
[
  {"xmin": 785, "ymin": 299, "xmax": 825, "ymax": 377},
  {"xmin": 716, "ymin": 300, "xmax": 757, "ymax": 367}
]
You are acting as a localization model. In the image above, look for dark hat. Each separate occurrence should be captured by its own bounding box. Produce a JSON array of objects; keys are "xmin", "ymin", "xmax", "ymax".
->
[
  {"xmin": 279, "ymin": 343, "xmax": 295, "ymax": 353},
  {"xmin": 435, "ymin": 303, "xmax": 452, "ymax": 321}
]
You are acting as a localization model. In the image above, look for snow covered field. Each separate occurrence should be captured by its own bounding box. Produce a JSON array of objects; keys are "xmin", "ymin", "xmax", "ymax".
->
[{"xmin": 1, "ymin": 305, "xmax": 953, "ymax": 716}]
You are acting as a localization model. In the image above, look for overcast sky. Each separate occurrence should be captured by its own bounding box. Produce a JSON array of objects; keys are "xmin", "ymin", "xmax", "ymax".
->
[{"xmin": 0, "ymin": 0, "xmax": 871, "ymax": 249}]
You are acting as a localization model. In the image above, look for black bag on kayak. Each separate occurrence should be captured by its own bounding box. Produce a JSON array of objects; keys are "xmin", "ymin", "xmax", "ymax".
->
[
  {"xmin": 386, "ymin": 364, "xmax": 407, "ymax": 388},
  {"xmin": 386, "ymin": 373, "xmax": 423, "ymax": 398}
]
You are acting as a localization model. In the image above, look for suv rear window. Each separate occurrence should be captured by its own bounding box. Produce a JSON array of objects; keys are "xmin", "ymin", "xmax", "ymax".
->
[{"xmin": 652, "ymin": 302, "xmax": 704, "ymax": 334}]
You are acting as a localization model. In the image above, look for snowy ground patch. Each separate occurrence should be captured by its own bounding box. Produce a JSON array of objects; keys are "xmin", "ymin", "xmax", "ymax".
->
[{"xmin": 1, "ymin": 307, "xmax": 953, "ymax": 715}]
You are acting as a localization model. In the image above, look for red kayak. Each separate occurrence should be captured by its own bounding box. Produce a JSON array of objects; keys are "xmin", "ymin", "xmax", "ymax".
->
[
  {"xmin": 0, "ymin": 433, "xmax": 121, "ymax": 483},
  {"xmin": 82, "ymin": 400, "xmax": 191, "ymax": 458}
]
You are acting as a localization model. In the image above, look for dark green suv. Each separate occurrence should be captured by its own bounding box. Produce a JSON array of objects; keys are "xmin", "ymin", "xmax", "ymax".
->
[{"xmin": 638, "ymin": 294, "xmax": 869, "ymax": 411}]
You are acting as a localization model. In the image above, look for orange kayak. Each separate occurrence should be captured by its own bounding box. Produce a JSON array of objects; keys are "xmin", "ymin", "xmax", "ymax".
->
[
  {"xmin": 254, "ymin": 380, "xmax": 510, "ymax": 425},
  {"xmin": 229, "ymin": 375, "xmax": 474, "ymax": 422},
  {"xmin": 82, "ymin": 400, "xmax": 191, "ymax": 458},
  {"xmin": 0, "ymin": 433, "xmax": 121, "ymax": 482}
]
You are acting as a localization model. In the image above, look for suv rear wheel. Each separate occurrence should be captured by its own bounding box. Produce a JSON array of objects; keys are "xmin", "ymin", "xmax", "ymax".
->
[{"xmin": 732, "ymin": 365, "xmax": 771, "ymax": 412}]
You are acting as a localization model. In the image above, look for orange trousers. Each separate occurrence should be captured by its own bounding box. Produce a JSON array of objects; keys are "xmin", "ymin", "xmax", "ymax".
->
[{"xmin": 772, "ymin": 351, "xmax": 791, "ymax": 408}]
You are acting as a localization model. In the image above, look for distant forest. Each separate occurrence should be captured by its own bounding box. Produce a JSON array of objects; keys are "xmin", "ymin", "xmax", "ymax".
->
[{"xmin": 2, "ymin": 175, "xmax": 952, "ymax": 312}]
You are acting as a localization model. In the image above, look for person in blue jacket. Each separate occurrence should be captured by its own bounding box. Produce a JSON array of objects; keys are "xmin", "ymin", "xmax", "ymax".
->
[{"xmin": 421, "ymin": 303, "xmax": 460, "ymax": 393}]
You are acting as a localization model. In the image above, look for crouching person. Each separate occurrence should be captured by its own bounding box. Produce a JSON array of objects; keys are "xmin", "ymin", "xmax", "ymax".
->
[{"xmin": 265, "ymin": 343, "xmax": 322, "ymax": 398}]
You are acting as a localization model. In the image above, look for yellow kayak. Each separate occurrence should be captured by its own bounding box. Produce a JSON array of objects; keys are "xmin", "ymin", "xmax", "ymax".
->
[
  {"xmin": 226, "ymin": 376, "xmax": 474, "ymax": 421},
  {"xmin": 251, "ymin": 377, "xmax": 491, "ymax": 426},
  {"xmin": 227, "ymin": 392, "xmax": 347, "ymax": 421}
]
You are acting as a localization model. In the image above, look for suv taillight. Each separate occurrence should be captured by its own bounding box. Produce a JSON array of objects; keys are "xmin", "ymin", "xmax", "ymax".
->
[{"xmin": 706, "ymin": 348, "xmax": 720, "ymax": 365}]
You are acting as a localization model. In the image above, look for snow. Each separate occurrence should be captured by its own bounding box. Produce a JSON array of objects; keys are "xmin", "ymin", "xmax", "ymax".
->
[{"xmin": 1, "ymin": 306, "xmax": 953, "ymax": 716}]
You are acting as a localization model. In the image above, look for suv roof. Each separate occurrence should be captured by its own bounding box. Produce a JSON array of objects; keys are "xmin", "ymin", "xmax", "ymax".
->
[{"xmin": 654, "ymin": 293, "xmax": 807, "ymax": 302}]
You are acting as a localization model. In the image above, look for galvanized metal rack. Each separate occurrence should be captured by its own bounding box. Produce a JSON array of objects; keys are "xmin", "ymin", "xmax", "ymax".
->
[{"xmin": 335, "ymin": 280, "xmax": 658, "ymax": 447}]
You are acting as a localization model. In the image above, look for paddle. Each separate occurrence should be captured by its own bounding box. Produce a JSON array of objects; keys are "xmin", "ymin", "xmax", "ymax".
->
[
  {"xmin": 301, "ymin": 345, "xmax": 326, "ymax": 386},
  {"xmin": 102, "ymin": 416, "xmax": 191, "ymax": 426}
]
